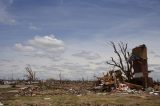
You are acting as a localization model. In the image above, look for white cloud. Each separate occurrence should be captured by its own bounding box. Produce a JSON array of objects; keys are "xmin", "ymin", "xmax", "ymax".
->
[
  {"xmin": 15, "ymin": 35, "xmax": 65, "ymax": 53},
  {"xmin": 72, "ymin": 50, "xmax": 101, "ymax": 60},
  {"xmin": 14, "ymin": 43, "xmax": 35, "ymax": 52},
  {"xmin": 28, "ymin": 35, "xmax": 64, "ymax": 51},
  {"xmin": 14, "ymin": 34, "xmax": 65, "ymax": 60},
  {"xmin": 0, "ymin": 1, "xmax": 15, "ymax": 24},
  {"xmin": 29, "ymin": 23, "xmax": 40, "ymax": 30}
]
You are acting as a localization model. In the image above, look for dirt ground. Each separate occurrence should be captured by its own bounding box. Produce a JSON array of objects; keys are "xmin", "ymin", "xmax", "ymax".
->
[{"xmin": 0, "ymin": 83, "xmax": 160, "ymax": 106}]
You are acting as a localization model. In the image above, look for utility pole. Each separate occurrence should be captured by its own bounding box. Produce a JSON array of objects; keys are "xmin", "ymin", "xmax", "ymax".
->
[
  {"xmin": 59, "ymin": 71, "xmax": 62, "ymax": 84},
  {"xmin": 11, "ymin": 70, "xmax": 13, "ymax": 81}
]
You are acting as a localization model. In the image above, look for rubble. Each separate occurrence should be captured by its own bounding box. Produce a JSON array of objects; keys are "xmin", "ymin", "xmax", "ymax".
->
[
  {"xmin": 44, "ymin": 97, "xmax": 51, "ymax": 100},
  {"xmin": 118, "ymin": 83, "xmax": 129, "ymax": 91},
  {"xmin": 0, "ymin": 102, "xmax": 3, "ymax": 106},
  {"xmin": 93, "ymin": 44, "xmax": 159, "ymax": 95},
  {"xmin": 18, "ymin": 86, "xmax": 40, "ymax": 96},
  {"xmin": 93, "ymin": 70, "xmax": 125, "ymax": 92}
]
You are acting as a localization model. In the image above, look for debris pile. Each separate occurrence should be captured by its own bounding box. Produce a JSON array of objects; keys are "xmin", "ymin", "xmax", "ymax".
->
[
  {"xmin": 0, "ymin": 102, "xmax": 3, "ymax": 106},
  {"xmin": 145, "ymin": 87, "xmax": 160, "ymax": 96},
  {"xmin": 93, "ymin": 44, "xmax": 160, "ymax": 96},
  {"xmin": 93, "ymin": 70, "xmax": 125, "ymax": 92},
  {"xmin": 18, "ymin": 86, "xmax": 40, "ymax": 96}
]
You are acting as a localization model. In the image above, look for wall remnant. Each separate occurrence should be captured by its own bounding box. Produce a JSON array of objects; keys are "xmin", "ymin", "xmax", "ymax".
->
[{"xmin": 129, "ymin": 44, "xmax": 153, "ymax": 88}]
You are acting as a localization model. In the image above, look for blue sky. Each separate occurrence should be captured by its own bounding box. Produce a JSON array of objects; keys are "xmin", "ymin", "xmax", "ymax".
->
[{"xmin": 0, "ymin": 0, "xmax": 160, "ymax": 80}]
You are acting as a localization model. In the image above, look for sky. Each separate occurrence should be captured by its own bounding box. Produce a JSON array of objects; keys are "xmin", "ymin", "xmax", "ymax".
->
[{"xmin": 0, "ymin": 0, "xmax": 160, "ymax": 80}]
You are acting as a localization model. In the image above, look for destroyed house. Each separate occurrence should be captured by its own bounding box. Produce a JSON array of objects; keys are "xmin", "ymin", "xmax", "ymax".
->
[{"xmin": 129, "ymin": 44, "xmax": 153, "ymax": 88}]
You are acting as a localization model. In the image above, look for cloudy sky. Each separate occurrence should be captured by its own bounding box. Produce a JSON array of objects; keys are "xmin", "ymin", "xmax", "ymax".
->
[{"xmin": 0, "ymin": 0, "xmax": 160, "ymax": 80}]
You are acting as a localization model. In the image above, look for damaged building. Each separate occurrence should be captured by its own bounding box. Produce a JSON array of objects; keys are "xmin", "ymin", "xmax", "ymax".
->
[
  {"xmin": 129, "ymin": 44, "xmax": 153, "ymax": 88},
  {"xmin": 94, "ymin": 44, "xmax": 153, "ymax": 92}
]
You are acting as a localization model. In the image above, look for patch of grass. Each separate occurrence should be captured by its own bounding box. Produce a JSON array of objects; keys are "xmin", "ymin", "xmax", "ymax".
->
[{"xmin": 3, "ymin": 93, "xmax": 160, "ymax": 106}]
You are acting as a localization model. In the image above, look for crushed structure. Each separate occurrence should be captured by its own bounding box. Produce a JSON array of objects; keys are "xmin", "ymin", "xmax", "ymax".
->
[
  {"xmin": 18, "ymin": 86, "xmax": 40, "ymax": 96},
  {"xmin": 94, "ymin": 70, "xmax": 125, "ymax": 92},
  {"xmin": 94, "ymin": 44, "xmax": 154, "ymax": 92}
]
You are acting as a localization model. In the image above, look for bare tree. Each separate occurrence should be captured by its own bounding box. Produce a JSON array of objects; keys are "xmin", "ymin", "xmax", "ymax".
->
[
  {"xmin": 25, "ymin": 64, "xmax": 36, "ymax": 84},
  {"xmin": 106, "ymin": 41, "xmax": 133, "ymax": 81}
]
